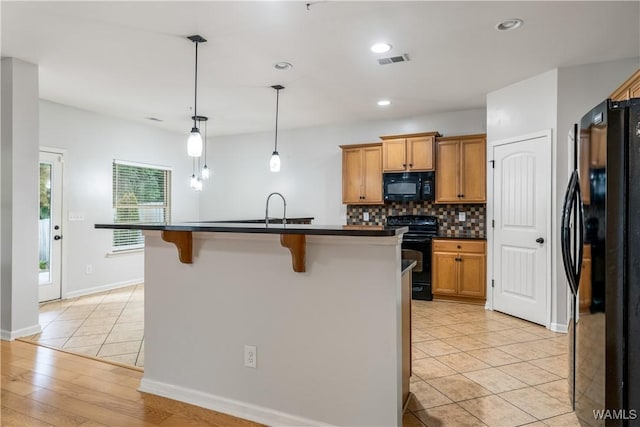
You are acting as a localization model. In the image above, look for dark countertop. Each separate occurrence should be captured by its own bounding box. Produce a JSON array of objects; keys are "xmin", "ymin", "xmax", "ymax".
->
[
  {"xmin": 95, "ymin": 222, "xmax": 408, "ymax": 237},
  {"xmin": 435, "ymin": 233, "xmax": 486, "ymax": 240},
  {"xmin": 202, "ymin": 217, "xmax": 314, "ymax": 224},
  {"xmin": 402, "ymin": 259, "xmax": 417, "ymax": 274}
]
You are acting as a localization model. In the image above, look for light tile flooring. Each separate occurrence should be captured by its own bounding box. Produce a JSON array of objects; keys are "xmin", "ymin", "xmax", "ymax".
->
[
  {"xmin": 23, "ymin": 286, "xmax": 580, "ymax": 427},
  {"xmin": 23, "ymin": 284, "xmax": 145, "ymax": 367},
  {"xmin": 404, "ymin": 300, "xmax": 580, "ymax": 427}
]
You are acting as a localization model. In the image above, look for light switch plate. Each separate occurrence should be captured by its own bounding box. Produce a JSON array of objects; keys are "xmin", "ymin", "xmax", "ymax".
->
[
  {"xmin": 363, "ymin": 212, "xmax": 370, "ymax": 221},
  {"xmin": 458, "ymin": 211, "xmax": 466, "ymax": 221}
]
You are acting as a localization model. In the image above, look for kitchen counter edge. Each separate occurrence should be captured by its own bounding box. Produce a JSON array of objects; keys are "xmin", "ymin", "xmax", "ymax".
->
[
  {"xmin": 434, "ymin": 234, "xmax": 486, "ymax": 240},
  {"xmin": 95, "ymin": 223, "xmax": 408, "ymax": 237}
]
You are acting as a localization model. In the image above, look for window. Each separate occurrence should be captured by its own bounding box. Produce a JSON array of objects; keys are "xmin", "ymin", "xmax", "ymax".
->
[{"xmin": 112, "ymin": 160, "xmax": 171, "ymax": 250}]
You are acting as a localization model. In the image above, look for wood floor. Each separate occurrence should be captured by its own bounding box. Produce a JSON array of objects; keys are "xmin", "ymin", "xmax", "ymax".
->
[{"xmin": 1, "ymin": 340, "xmax": 262, "ymax": 427}]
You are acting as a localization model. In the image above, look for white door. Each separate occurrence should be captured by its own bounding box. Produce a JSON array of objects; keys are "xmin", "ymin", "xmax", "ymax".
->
[
  {"xmin": 492, "ymin": 134, "xmax": 551, "ymax": 325},
  {"xmin": 39, "ymin": 151, "xmax": 63, "ymax": 302}
]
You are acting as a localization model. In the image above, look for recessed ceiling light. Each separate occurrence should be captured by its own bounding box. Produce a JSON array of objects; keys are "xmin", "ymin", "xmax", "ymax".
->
[
  {"xmin": 273, "ymin": 62, "xmax": 293, "ymax": 71},
  {"xmin": 370, "ymin": 43, "xmax": 392, "ymax": 54},
  {"xmin": 495, "ymin": 18, "xmax": 523, "ymax": 31},
  {"xmin": 377, "ymin": 100, "xmax": 391, "ymax": 107}
]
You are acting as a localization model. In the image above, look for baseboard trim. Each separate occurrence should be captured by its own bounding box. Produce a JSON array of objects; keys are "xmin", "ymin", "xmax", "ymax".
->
[
  {"xmin": 64, "ymin": 278, "xmax": 143, "ymax": 299},
  {"xmin": 139, "ymin": 378, "xmax": 331, "ymax": 427},
  {"xmin": 550, "ymin": 322, "xmax": 568, "ymax": 333},
  {"xmin": 1, "ymin": 323, "xmax": 42, "ymax": 341}
]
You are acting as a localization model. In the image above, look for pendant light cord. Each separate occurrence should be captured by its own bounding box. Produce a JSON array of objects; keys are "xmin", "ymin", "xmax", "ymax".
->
[
  {"xmin": 193, "ymin": 41, "xmax": 199, "ymax": 129},
  {"xmin": 274, "ymin": 88, "xmax": 280, "ymax": 152}
]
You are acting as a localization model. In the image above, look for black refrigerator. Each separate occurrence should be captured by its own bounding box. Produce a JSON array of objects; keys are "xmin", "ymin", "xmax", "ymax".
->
[{"xmin": 562, "ymin": 98, "xmax": 640, "ymax": 426}]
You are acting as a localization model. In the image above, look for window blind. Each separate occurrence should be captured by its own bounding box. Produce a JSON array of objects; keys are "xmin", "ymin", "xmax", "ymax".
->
[{"xmin": 112, "ymin": 161, "xmax": 171, "ymax": 249}]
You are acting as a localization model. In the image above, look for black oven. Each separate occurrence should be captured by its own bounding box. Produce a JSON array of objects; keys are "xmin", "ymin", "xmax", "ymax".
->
[
  {"xmin": 383, "ymin": 172, "xmax": 434, "ymax": 203},
  {"xmin": 387, "ymin": 215, "xmax": 438, "ymax": 301}
]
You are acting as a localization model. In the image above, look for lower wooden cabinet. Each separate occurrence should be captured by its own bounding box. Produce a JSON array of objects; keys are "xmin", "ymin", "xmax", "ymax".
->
[{"xmin": 432, "ymin": 239, "xmax": 486, "ymax": 303}]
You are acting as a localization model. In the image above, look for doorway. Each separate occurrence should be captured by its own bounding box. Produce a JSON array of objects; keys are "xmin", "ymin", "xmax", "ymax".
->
[
  {"xmin": 39, "ymin": 150, "xmax": 63, "ymax": 302},
  {"xmin": 491, "ymin": 132, "xmax": 552, "ymax": 326}
]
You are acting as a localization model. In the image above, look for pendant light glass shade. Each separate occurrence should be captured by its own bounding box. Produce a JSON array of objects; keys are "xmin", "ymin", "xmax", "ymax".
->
[
  {"xmin": 270, "ymin": 151, "xmax": 281, "ymax": 172},
  {"xmin": 186, "ymin": 35, "xmax": 206, "ymax": 158},
  {"xmin": 190, "ymin": 173, "xmax": 198, "ymax": 189},
  {"xmin": 201, "ymin": 164, "xmax": 210, "ymax": 179},
  {"xmin": 270, "ymin": 85, "xmax": 284, "ymax": 173},
  {"xmin": 187, "ymin": 128, "xmax": 203, "ymax": 157}
]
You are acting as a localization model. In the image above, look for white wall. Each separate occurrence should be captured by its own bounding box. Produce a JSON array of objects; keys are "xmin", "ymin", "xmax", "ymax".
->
[
  {"xmin": 554, "ymin": 57, "xmax": 639, "ymax": 328},
  {"xmin": 39, "ymin": 100, "xmax": 199, "ymax": 297},
  {"xmin": 486, "ymin": 58, "xmax": 640, "ymax": 331},
  {"xmin": 199, "ymin": 109, "xmax": 486, "ymax": 224},
  {"xmin": 1, "ymin": 58, "xmax": 41, "ymax": 339}
]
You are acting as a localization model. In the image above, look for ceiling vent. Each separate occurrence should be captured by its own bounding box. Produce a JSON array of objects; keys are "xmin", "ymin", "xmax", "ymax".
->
[{"xmin": 378, "ymin": 54, "xmax": 410, "ymax": 65}]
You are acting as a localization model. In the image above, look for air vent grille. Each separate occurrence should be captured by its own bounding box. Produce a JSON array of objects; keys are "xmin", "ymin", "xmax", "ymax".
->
[{"xmin": 378, "ymin": 54, "xmax": 410, "ymax": 65}]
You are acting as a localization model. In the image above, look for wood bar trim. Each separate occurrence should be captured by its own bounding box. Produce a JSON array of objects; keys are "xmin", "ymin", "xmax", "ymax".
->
[
  {"xmin": 161, "ymin": 230, "xmax": 193, "ymax": 264},
  {"xmin": 280, "ymin": 234, "xmax": 306, "ymax": 272}
]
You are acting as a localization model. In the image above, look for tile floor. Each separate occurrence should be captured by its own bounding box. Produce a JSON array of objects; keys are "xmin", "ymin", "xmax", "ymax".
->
[
  {"xmin": 23, "ymin": 284, "xmax": 145, "ymax": 367},
  {"xmin": 404, "ymin": 300, "xmax": 580, "ymax": 427},
  {"xmin": 23, "ymin": 286, "xmax": 580, "ymax": 426}
]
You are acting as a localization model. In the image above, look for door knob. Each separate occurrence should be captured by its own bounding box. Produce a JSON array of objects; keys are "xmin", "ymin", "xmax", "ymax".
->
[
  {"xmin": 536, "ymin": 237, "xmax": 544, "ymax": 244},
  {"xmin": 54, "ymin": 235, "xmax": 62, "ymax": 240}
]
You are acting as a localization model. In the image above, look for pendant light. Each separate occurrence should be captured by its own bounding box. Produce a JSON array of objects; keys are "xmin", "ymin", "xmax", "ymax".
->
[
  {"xmin": 187, "ymin": 35, "xmax": 206, "ymax": 157},
  {"xmin": 189, "ymin": 115, "xmax": 208, "ymax": 190},
  {"xmin": 270, "ymin": 85, "xmax": 284, "ymax": 172}
]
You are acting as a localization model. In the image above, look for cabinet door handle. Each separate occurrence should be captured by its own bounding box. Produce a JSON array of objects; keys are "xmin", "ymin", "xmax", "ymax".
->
[
  {"xmin": 460, "ymin": 194, "xmax": 464, "ymax": 198},
  {"xmin": 536, "ymin": 237, "xmax": 545, "ymax": 244},
  {"xmin": 409, "ymin": 163, "xmax": 413, "ymax": 167},
  {"xmin": 403, "ymin": 163, "xmax": 406, "ymax": 167}
]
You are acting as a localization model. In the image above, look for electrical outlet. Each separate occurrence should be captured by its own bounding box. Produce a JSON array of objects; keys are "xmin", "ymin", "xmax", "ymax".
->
[
  {"xmin": 363, "ymin": 212, "xmax": 370, "ymax": 221},
  {"xmin": 244, "ymin": 345, "xmax": 257, "ymax": 368},
  {"xmin": 458, "ymin": 211, "xmax": 466, "ymax": 221},
  {"xmin": 85, "ymin": 264, "xmax": 93, "ymax": 274}
]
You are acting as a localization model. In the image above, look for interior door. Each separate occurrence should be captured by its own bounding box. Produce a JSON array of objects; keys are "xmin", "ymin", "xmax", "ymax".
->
[
  {"xmin": 39, "ymin": 151, "xmax": 63, "ymax": 302},
  {"xmin": 493, "ymin": 134, "xmax": 551, "ymax": 325}
]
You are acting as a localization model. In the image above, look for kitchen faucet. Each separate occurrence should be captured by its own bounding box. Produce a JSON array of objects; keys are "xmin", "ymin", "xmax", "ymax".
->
[{"xmin": 265, "ymin": 192, "xmax": 287, "ymax": 227}]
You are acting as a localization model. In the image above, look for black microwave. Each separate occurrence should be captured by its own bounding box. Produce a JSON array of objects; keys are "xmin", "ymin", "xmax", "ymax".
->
[{"xmin": 383, "ymin": 172, "xmax": 435, "ymax": 202}]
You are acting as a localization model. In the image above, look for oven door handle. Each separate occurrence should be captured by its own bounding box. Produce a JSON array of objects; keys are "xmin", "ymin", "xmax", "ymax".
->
[{"xmin": 402, "ymin": 238, "xmax": 431, "ymax": 243}]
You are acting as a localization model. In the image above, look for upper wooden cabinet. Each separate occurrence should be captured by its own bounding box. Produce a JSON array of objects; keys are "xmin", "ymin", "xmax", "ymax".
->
[
  {"xmin": 435, "ymin": 134, "xmax": 486, "ymax": 204},
  {"xmin": 610, "ymin": 69, "xmax": 640, "ymax": 101},
  {"xmin": 340, "ymin": 143, "xmax": 383, "ymax": 205},
  {"xmin": 380, "ymin": 132, "xmax": 440, "ymax": 172}
]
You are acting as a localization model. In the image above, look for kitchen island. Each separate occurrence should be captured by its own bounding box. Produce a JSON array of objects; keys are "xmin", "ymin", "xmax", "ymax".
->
[{"xmin": 95, "ymin": 222, "xmax": 410, "ymax": 427}]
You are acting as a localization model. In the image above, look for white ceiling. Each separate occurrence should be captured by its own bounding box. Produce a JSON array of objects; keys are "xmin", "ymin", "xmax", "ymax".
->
[{"xmin": 2, "ymin": 1, "xmax": 639, "ymax": 136}]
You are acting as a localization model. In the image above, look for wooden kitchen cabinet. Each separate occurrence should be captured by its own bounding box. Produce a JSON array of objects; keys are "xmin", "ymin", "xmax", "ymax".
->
[
  {"xmin": 435, "ymin": 134, "xmax": 486, "ymax": 204},
  {"xmin": 380, "ymin": 132, "xmax": 440, "ymax": 172},
  {"xmin": 610, "ymin": 69, "xmax": 640, "ymax": 101},
  {"xmin": 432, "ymin": 239, "xmax": 486, "ymax": 303},
  {"xmin": 579, "ymin": 244, "xmax": 592, "ymax": 314},
  {"xmin": 340, "ymin": 143, "xmax": 383, "ymax": 205}
]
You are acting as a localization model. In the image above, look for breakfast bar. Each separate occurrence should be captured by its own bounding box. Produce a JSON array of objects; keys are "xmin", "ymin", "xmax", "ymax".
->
[{"xmin": 95, "ymin": 222, "xmax": 410, "ymax": 427}]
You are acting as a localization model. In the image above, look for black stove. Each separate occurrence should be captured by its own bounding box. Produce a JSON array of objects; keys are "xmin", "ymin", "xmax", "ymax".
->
[{"xmin": 387, "ymin": 215, "xmax": 438, "ymax": 301}]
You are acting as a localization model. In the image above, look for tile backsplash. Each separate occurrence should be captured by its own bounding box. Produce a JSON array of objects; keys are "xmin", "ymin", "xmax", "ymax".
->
[{"xmin": 347, "ymin": 201, "xmax": 486, "ymax": 237}]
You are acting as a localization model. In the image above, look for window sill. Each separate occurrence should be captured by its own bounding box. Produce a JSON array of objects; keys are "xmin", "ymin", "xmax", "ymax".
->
[{"xmin": 106, "ymin": 248, "xmax": 144, "ymax": 257}]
